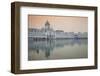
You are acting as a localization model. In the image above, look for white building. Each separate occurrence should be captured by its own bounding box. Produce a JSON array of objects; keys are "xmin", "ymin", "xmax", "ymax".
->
[{"xmin": 28, "ymin": 21, "xmax": 87, "ymax": 39}]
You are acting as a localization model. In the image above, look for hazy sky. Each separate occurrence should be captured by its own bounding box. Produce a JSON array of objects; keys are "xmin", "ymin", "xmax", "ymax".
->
[{"xmin": 28, "ymin": 15, "xmax": 88, "ymax": 32}]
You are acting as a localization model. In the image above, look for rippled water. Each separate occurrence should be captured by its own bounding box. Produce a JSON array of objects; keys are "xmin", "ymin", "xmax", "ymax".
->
[{"xmin": 28, "ymin": 38, "xmax": 88, "ymax": 61}]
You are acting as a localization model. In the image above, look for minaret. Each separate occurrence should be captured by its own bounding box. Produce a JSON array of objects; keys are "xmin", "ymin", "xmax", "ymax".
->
[{"xmin": 45, "ymin": 20, "xmax": 50, "ymax": 30}]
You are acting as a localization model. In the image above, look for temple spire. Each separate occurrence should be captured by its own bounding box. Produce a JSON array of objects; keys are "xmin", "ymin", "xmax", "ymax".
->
[
  {"xmin": 45, "ymin": 20, "xmax": 50, "ymax": 29},
  {"xmin": 45, "ymin": 20, "xmax": 50, "ymax": 26}
]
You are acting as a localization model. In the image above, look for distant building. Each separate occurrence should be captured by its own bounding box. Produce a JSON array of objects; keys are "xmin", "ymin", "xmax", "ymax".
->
[{"xmin": 28, "ymin": 21, "xmax": 87, "ymax": 39}]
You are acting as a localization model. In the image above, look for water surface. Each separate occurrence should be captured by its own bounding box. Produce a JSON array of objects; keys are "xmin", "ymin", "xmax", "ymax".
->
[{"xmin": 28, "ymin": 38, "xmax": 88, "ymax": 60}]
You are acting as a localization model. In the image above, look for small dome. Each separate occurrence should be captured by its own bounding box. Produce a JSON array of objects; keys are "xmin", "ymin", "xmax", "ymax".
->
[{"xmin": 45, "ymin": 20, "xmax": 50, "ymax": 26}]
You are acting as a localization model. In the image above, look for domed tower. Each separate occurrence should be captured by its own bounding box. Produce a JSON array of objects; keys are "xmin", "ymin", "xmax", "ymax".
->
[{"xmin": 45, "ymin": 20, "xmax": 50, "ymax": 30}]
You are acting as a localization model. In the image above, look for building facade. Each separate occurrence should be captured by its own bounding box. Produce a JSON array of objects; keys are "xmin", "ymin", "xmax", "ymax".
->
[{"xmin": 28, "ymin": 21, "xmax": 88, "ymax": 39}]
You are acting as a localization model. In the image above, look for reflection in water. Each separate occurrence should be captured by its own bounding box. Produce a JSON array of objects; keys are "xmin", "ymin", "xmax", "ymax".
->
[{"xmin": 28, "ymin": 38, "xmax": 88, "ymax": 60}]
